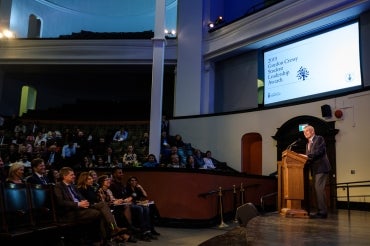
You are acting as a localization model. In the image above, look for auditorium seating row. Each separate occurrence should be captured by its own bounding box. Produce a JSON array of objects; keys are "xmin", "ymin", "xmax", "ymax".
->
[{"xmin": 0, "ymin": 182, "xmax": 89, "ymax": 245}]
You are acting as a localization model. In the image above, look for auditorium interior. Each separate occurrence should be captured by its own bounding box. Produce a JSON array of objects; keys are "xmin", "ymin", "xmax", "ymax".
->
[{"xmin": 0, "ymin": 0, "xmax": 370, "ymax": 245}]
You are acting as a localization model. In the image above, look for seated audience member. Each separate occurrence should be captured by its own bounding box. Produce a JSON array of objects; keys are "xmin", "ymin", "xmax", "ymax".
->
[
  {"xmin": 88, "ymin": 169, "xmax": 100, "ymax": 192},
  {"xmin": 31, "ymin": 144, "xmax": 43, "ymax": 159},
  {"xmin": 20, "ymin": 138, "xmax": 33, "ymax": 155},
  {"xmin": 161, "ymin": 115, "xmax": 170, "ymax": 135},
  {"xmin": 79, "ymin": 156, "xmax": 95, "ymax": 169},
  {"xmin": 172, "ymin": 134, "xmax": 185, "ymax": 148},
  {"xmin": 26, "ymin": 157, "xmax": 49, "ymax": 185},
  {"xmin": 46, "ymin": 168, "xmax": 60, "ymax": 184},
  {"xmin": 96, "ymin": 175, "xmax": 132, "ymax": 226},
  {"xmin": 177, "ymin": 146, "xmax": 187, "ymax": 164},
  {"xmin": 161, "ymin": 145, "xmax": 179, "ymax": 165},
  {"xmin": 19, "ymin": 154, "xmax": 32, "ymax": 170},
  {"xmin": 139, "ymin": 132, "xmax": 149, "ymax": 150},
  {"xmin": 186, "ymin": 155, "xmax": 199, "ymax": 169},
  {"xmin": 111, "ymin": 156, "xmax": 123, "ymax": 168},
  {"xmin": 42, "ymin": 144, "xmax": 62, "ymax": 169},
  {"xmin": 122, "ymin": 145, "xmax": 138, "ymax": 167},
  {"xmin": 125, "ymin": 176, "xmax": 160, "ymax": 236},
  {"xmin": 3, "ymin": 143, "xmax": 21, "ymax": 166},
  {"xmin": 61, "ymin": 141, "xmax": 77, "ymax": 166},
  {"xmin": 96, "ymin": 155, "xmax": 108, "ymax": 168},
  {"xmin": 109, "ymin": 167, "xmax": 156, "ymax": 241},
  {"xmin": 160, "ymin": 131, "xmax": 171, "ymax": 156},
  {"xmin": 97, "ymin": 175, "xmax": 152, "ymax": 241},
  {"xmin": 203, "ymin": 150, "xmax": 217, "ymax": 169},
  {"xmin": 86, "ymin": 147, "xmax": 97, "ymax": 163},
  {"xmin": 113, "ymin": 127, "xmax": 128, "ymax": 142},
  {"xmin": 34, "ymin": 131, "xmax": 47, "ymax": 147},
  {"xmin": 142, "ymin": 154, "xmax": 159, "ymax": 168},
  {"xmin": 53, "ymin": 167, "xmax": 117, "ymax": 245},
  {"xmin": 193, "ymin": 149, "xmax": 205, "ymax": 168},
  {"xmin": 103, "ymin": 146, "xmax": 117, "ymax": 166},
  {"xmin": 167, "ymin": 153, "xmax": 185, "ymax": 168},
  {"xmin": 18, "ymin": 144, "xmax": 33, "ymax": 163},
  {"xmin": 77, "ymin": 172, "xmax": 135, "ymax": 243},
  {"xmin": 6, "ymin": 162, "xmax": 25, "ymax": 184},
  {"xmin": 103, "ymin": 167, "xmax": 137, "ymax": 231}
]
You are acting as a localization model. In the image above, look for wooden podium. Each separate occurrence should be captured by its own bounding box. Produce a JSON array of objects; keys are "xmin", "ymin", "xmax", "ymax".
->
[{"xmin": 278, "ymin": 150, "xmax": 309, "ymax": 218}]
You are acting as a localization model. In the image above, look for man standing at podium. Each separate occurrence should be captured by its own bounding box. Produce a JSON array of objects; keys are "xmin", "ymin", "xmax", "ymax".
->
[{"xmin": 303, "ymin": 125, "xmax": 331, "ymax": 219}]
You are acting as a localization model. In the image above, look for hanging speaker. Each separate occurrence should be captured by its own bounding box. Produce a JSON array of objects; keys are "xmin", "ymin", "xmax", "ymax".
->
[{"xmin": 321, "ymin": 104, "xmax": 332, "ymax": 118}]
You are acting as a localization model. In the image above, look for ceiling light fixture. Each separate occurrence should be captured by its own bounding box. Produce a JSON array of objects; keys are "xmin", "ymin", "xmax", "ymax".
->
[{"xmin": 164, "ymin": 29, "xmax": 176, "ymax": 38}]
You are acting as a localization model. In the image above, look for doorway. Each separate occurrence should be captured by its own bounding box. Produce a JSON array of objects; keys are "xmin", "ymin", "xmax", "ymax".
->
[{"xmin": 241, "ymin": 132, "xmax": 262, "ymax": 175}]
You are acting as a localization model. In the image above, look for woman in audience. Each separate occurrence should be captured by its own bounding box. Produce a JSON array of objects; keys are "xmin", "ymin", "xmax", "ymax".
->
[
  {"xmin": 54, "ymin": 167, "xmax": 122, "ymax": 245},
  {"xmin": 6, "ymin": 162, "xmax": 25, "ymax": 184},
  {"xmin": 96, "ymin": 155, "xmax": 107, "ymax": 168},
  {"xmin": 107, "ymin": 169, "xmax": 156, "ymax": 241},
  {"xmin": 76, "ymin": 172, "xmax": 136, "ymax": 243},
  {"xmin": 96, "ymin": 175, "xmax": 135, "ymax": 234},
  {"xmin": 172, "ymin": 134, "xmax": 185, "ymax": 148},
  {"xmin": 186, "ymin": 155, "xmax": 199, "ymax": 169},
  {"xmin": 46, "ymin": 168, "xmax": 60, "ymax": 184},
  {"xmin": 125, "ymin": 176, "xmax": 160, "ymax": 236},
  {"xmin": 122, "ymin": 145, "xmax": 138, "ymax": 167},
  {"xmin": 142, "ymin": 154, "xmax": 159, "ymax": 168},
  {"xmin": 80, "ymin": 156, "xmax": 95, "ymax": 169},
  {"xmin": 88, "ymin": 169, "xmax": 100, "ymax": 192}
]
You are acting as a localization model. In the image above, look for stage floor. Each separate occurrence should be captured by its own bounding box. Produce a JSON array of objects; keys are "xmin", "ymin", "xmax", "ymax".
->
[{"xmin": 246, "ymin": 210, "xmax": 370, "ymax": 245}]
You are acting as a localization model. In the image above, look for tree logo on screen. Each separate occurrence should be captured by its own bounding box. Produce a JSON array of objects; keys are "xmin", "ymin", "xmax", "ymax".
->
[
  {"xmin": 297, "ymin": 66, "xmax": 310, "ymax": 81},
  {"xmin": 345, "ymin": 73, "xmax": 353, "ymax": 82}
]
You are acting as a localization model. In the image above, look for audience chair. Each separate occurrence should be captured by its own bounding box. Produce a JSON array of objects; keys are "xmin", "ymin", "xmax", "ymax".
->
[
  {"xmin": 0, "ymin": 182, "xmax": 34, "ymax": 241},
  {"xmin": 27, "ymin": 183, "xmax": 59, "ymax": 230}
]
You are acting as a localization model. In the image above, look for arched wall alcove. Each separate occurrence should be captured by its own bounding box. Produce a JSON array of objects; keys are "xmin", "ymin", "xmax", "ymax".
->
[
  {"xmin": 241, "ymin": 132, "xmax": 262, "ymax": 175},
  {"xmin": 273, "ymin": 115, "xmax": 339, "ymax": 210}
]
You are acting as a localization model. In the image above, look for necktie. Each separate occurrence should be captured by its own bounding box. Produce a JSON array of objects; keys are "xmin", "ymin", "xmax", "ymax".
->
[
  {"xmin": 308, "ymin": 140, "xmax": 313, "ymax": 151},
  {"xmin": 40, "ymin": 176, "xmax": 47, "ymax": 184},
  {"xmin": 68, "ymin": 185, "xmax": 79, "ymax": 202}
]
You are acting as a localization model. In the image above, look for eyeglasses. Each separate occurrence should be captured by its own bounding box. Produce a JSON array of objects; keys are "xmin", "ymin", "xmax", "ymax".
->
[{"xmin": 130, "ymin": 179, "xmax": 137, "ymax": 182}]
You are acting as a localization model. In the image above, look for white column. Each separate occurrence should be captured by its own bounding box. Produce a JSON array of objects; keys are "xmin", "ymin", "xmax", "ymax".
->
[{"xmin": 149, "ymin": 0, "xmax": 166, "ymax": 161}]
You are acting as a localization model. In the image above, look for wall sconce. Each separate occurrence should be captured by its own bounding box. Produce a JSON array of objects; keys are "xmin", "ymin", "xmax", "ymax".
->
[
  {"xmin": 215, "ymin": 16, "xmax": 223, "ymax": 25},
  {"xmin": 0, "ymin": 29, "xmax": 15, "ymax": 39}
]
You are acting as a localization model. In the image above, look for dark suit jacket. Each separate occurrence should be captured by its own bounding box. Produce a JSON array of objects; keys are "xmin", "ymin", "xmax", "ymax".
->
[
  {"xmin": 54, "ymin": 182, "xmax": 84, "ymax": 215},
  {"xmin": 306, "ymin": 135, "xmax": 331, "ymax": 175},
  {"xmin": 26, "ymin": 173, "xmax": 49, "ymax": 185},
  {"xmin": 54, "ymin": 181, "xmax": 104, "ymax": 224}
]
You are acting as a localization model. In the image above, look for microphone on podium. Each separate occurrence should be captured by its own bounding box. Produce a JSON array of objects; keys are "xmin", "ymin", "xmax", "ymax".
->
[{"xmin": 287, "ymin": 138, "xmax": 301, "ymax": 150}]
